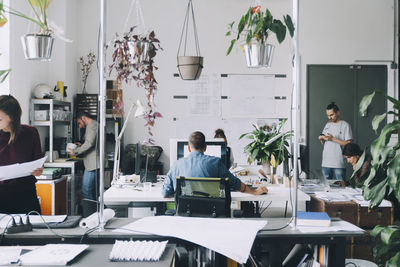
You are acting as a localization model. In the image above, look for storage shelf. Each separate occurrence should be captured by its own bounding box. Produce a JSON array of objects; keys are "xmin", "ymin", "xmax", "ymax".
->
[{"xmin": 31, "ymin": 120, "xmax": 71, "ymax": 126}]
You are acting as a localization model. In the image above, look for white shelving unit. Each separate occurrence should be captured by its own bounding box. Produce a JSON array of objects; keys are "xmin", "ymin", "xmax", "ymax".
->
[{"xmin": 30, "ymin": 99, "xmax": 72, "ymax": 162}]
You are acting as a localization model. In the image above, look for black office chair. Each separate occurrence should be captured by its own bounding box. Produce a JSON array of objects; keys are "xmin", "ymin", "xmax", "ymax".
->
[{"xmin": 175, "ymin": 176, "xmax": 231, "ymax": 218}]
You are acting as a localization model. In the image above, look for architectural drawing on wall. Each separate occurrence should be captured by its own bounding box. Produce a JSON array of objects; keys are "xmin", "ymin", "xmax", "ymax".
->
[
  {"xmin": 221, "ymin": 74, "xmax": 276, "ymax": 118},
  {"xmin": 188, "ymin": 74, "xmax": 221, "ymax": 117}
]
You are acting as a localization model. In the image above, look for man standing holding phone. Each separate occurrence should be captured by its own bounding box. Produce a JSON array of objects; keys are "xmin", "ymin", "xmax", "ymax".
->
[{"xmin": 318, "ymin": 102, "xmax": 353, "ymax": 181}]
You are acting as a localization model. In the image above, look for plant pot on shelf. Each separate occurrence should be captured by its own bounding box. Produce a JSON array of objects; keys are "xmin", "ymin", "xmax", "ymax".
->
[
  {"xmin": 128, "ymin": 40, "xmax": 153, "ymax": 63},
  {"xmin": 243, "ymin": 43, "xmax": 274, "ymax": 68},
  {"xmin": 177, "ymin": 56, "xmax": 203, "ymax": 80},
  {"xmin": 21, "ymin": 34, "xmax": 54, "ymax": 61}
]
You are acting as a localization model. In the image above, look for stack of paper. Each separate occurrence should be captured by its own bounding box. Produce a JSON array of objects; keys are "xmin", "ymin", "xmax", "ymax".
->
[
  {"xmin": 297, "ymin": 211, "xmax": 331, "ymax": 227},
  {"xmin": 19, "ymin": 244, "xmax": 88, "ymax": 265},
  {"xmin": 109, "ymin": 240, "xmax": 168, "ymax": 261}
]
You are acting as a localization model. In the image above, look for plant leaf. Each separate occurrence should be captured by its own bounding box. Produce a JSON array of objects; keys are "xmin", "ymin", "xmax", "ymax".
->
[
  {"xmin": 270, "ymin": 19, "xmax": 286, "ymax": 43},
  {"xmin": 372, "ymin": 113, "xmax": 387, "ymax": 133},
  {"xmin": 371, "ymin": 225, "xmax": 385, "ymax": 237},
  {"xmin": 284, "ymin": 15, "xmax": 294, "ymax": 37},
  {"xmin": 387, "ymin": 251, "xmax": 400, "ymax": 267},
  {"xmin": 359, "ymin": 91, "xmax": 376, "ymax": 116},
  {"xmin": 226, "ymin": 39, "xmax": 236, "ymax": 56}
]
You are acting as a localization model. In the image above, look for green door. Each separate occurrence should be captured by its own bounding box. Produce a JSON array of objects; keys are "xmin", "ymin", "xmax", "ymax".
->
[{"xmin": 307, "ymin": 65, "xmax": 387, "ymax": 180}]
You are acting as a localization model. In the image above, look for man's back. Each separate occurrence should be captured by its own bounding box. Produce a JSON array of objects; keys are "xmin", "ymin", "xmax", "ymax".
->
[{"xmin": 162, "ymin": 151, "xmax": 241, "ymax": 197}]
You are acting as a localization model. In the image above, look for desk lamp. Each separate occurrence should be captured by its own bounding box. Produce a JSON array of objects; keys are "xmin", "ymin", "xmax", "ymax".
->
[{"xmin": 112, "ymin": 100, "xmax": 145, "ymax": 184}]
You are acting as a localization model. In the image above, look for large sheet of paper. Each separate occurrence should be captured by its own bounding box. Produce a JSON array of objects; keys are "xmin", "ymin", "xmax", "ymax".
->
[
  {"xmin": 0, "ymin": 156, "xmax": 47, "ymax": 181},
  {"xmin": 115, "ymin": 216, "xmax": 267, "ymax": 264},
  {"xmin": 188, "ymin": 74, "xmax": 221, "ymax": 117}
]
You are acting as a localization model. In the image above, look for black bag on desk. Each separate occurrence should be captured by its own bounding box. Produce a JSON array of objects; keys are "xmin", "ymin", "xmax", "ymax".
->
[{"xmin": 175, "ymin": 177, "xmax": 231, "ymax": 218}]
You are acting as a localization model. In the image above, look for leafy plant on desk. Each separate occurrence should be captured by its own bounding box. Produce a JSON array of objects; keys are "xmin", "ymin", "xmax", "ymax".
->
[
  {"xmin": 239, "ymin": 119, "xmax": 292, "ymax": 170},
  {"xmin": 355, "ymin": 90, "xmax": 400, "ymax": 266}
]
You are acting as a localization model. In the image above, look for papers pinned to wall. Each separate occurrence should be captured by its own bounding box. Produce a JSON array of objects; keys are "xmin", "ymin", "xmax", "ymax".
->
[{"xmin": 188, "ymin": 74, "xmax": 221, "ymax": 117}]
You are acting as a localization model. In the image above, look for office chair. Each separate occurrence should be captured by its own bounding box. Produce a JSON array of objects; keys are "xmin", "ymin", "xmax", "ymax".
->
[{"xmin": 175, "ymin": 177, "xmax": 231, "ymax": 218}]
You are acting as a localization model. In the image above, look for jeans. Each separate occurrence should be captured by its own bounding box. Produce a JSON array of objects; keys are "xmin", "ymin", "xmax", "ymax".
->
[
  {"xmin": 322, "ymin": 167, "xmax": 346, "ymax": 181},
  {"xmin": 82, "ymin": 169, "xmax": 99, "ymax": 201}
]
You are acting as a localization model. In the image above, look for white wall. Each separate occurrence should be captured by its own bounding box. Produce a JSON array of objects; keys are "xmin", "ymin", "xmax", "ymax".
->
[
  {"xmin": 7, "ymin": 0, "xmax": 78, "ymax": 148},
  {"xmin": 76, "ymin": 0, "xmax": 294, "ymax": 171},
  {"xmin": 299, "ymin": 0, "xmax": 397, "ymax": 138},
  {"xmin": 6, "ymin": 0, "xmax": 397, "ymax": 173}
]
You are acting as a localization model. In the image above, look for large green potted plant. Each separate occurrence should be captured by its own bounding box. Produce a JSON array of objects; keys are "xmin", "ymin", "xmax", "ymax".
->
[
  {"xmin": 226, "ymin": 5, "xmax": 294, "ymax": 68},
  {"xmin": 0, "ymin": 0, "xmax": 54, "ymax": 60},
  {"xmin": 240, "ymin": 119, "xmax": 292, "ymax": 179},
  {"xmin": 356, "ymin": 90, "xmax": 400, "ymax": 266}
]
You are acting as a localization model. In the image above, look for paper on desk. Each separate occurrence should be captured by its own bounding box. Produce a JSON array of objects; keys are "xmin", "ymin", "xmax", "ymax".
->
[
  {"xmin": 115, "ymin": 216, "xmax": 267, "ymax": 264},
  {"xmin": 0, "ymin": 247, "xmax": 21, "ymax": 265},
  {"xmin": 19, "ymin": 244, "xmax": 88, "ymax": 265},
  {"xmin": 0, "ymin": 156, "xmax": 47, "ymax": 181},
  {"xmin": 297, "ymin": 220, "xmax": 364, "ymax": 233}
]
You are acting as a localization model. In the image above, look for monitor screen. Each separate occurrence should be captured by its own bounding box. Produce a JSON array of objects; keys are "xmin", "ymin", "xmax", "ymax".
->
[{"xmin": 170, "ymin": 139, "xmax": 227, "ymax": 168}]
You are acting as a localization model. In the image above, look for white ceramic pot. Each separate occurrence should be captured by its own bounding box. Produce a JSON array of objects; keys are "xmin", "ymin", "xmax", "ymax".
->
[{"xmin": 21, "ymin": 34, "xmax": 54, "ymax": 61}]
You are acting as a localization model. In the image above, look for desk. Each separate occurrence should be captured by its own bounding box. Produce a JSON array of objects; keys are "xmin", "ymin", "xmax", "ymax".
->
[
  {"xmin": 44, "ymin": 161, "xmax": 78, "ymax": 215},
  {"xmin": 104, "ymin": 184, "xmax": 310, "ymax": 205},
  {"xmin": 1, "ymin": 244, "xmax": 175, "ymax": 267},
  {"xmin": 1, "ymin": 217, "xmax": 363, "ymax": 267}
]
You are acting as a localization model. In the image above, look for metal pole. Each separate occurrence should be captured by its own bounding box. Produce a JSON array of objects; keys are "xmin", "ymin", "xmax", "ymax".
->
[
  {"xmin": 98, "ymin": 0, "xmax": 107, "ymax": 230},
  {"xmin": 292, "ymin": 0, "xmax": 300, "ymax": 228}
]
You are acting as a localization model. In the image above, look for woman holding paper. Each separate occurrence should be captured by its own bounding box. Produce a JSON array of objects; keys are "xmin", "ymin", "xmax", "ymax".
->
[{"xmin": 0, "ymin": 95, "xmax": 43, "ymax": 214}]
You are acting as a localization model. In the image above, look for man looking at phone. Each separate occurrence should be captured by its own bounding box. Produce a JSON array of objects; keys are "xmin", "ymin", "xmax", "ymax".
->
[{"xmin": 318, "ymin": 102, "xmax": 353, "ymax": 181}]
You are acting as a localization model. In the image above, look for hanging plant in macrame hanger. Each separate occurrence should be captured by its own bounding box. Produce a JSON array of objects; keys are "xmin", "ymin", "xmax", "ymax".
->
[
  {"xmin": 108, "ymin": 0, "xmax": 162, "ymax": 144},
  {"xmin": 177, "ymin": 0, "xmax": 203, "ymax": 80}
]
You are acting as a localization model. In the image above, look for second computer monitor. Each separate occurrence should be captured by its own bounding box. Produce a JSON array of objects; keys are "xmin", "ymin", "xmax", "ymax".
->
[{"xmin": 172, "ymin": 139, "xmax": 228, "ymax": 168}]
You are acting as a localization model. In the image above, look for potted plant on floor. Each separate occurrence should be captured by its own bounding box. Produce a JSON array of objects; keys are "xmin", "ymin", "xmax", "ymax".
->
[
  {"xmin": 240, "ymin": 119, "xmax": 292, "ymax": 183},
  {"xmin": 0, "ymin": 0, "xmax": 55, "ymax": 60},
  {"xmin": 226, "ymin": 5, "xmax": 294, "ymax": 68},
  {"xmin": 108, "ymin": 26, "xmax": 163, "ymax": 144},
  {"xmin": 356, "ymin": 90, "xmax": 400, "ymax": 266}
]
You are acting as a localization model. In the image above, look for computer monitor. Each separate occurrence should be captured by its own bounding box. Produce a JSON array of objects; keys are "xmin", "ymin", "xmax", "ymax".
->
[{"xmin": 169, "ymin": 139, "xmax": 227, "ymax": 168}]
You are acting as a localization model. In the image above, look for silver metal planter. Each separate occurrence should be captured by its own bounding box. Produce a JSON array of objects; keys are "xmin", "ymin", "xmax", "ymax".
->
[
  {"xmin": 21, "ymin": 34, "xmax": 54, "ymax": 61},
  {"xmin": 177, "ymin": 56, "xmax": 203, "ymax": 80},
  {"xmin": 243, "ymin": 43, "xmax": 275, "ymax": 68},
  {"xmin": 128, "ymin": 40, "xmax": 153, "ymax": 63}
]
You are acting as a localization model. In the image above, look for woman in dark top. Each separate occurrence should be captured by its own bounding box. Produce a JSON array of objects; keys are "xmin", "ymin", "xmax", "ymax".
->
[
  {"xmin": 214, "ymin": 128, "xmax": 234, "ymax": 168},
  {"xmin": 0, "ymin": 95, "xmax": 43, "ymax": 214},
  {"xmin": 342, "ymin": 143, "xmax": 371, "ymax": 185}
]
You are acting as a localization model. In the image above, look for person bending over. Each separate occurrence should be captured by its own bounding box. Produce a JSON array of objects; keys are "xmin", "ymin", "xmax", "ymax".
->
[
  {"xmin": 342, "ymin": 143, "xmax": 371, "ymax": 185},
  {"xmin": 0, "ymin": 95, "xmax": 43, "ymax": 214},
  {"xmin": 162, "ymin": 131, "xmax": 268, "ymax": 197}
]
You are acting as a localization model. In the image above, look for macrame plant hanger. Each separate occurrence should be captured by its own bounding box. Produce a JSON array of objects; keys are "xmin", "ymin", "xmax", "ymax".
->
[
  {"xmin": 177, "ymin": 0, "xmax": 203, "ymax": 80},
  {"xmin": 123, "ymin": 0, "xmax": 147, "ymax": 35}
]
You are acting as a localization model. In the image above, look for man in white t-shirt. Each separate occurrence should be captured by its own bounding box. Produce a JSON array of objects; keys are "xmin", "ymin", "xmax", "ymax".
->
[{"xmin": 318, "ymin": 102, "xmax": 353, "ymax": 181}]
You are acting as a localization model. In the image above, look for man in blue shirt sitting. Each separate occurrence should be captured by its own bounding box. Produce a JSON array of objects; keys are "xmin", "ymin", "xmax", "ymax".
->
[{"xmin": 162, "ymin": 131, "xmax": 268, "ymax": 197}]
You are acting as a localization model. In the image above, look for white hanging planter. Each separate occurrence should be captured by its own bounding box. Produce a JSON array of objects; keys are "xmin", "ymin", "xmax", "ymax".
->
[
  {"xmin": 177, "ymin": 56, "xmax": 203, "ymax": 80},
  {"xmin": 21, "ymin": 34, "xmax": 54, "ymax": 61},
  {"xmin": 128, "ymin": 40, "xmax": 153, "ymax": 63},
  {"xmin": 243, "ymin": 43, "xmax": 274, "ymax": 68}
]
